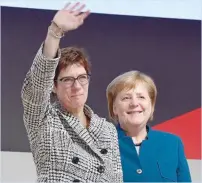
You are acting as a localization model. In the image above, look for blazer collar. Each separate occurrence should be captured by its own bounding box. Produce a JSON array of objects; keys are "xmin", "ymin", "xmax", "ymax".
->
[
  {"xmin": 116, "ymin": 123, "xmax": 151, "ymax": 140},
  {"xmin": 53, "ymin": 100, "xmax": 110, "ymax": 164},
  {"xmin": 53, "ymin": 100, "xmax": 104, "ymax": 144}
]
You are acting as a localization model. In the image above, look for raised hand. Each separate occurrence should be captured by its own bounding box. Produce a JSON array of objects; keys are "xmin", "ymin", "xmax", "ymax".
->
[{"xmin": 52, "ymin": 2, "xmax": 90, "ymax": 32}]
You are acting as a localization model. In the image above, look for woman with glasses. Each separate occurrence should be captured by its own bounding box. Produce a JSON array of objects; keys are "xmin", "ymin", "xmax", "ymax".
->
[{"xmin": 21, "ymin": 2, "xmax": 123, "ymax": 183}]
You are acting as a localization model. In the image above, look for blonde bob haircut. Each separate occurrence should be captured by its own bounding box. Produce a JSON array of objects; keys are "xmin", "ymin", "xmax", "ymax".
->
[{"xmin": 106, "ymin": 70, "xmax": 157, "ymax": 122}]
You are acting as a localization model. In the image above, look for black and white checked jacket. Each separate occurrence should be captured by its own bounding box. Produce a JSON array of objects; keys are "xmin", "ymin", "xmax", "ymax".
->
[{"xmin": 21, "ymin": 44, "xmax": 123, "ymax": 183}]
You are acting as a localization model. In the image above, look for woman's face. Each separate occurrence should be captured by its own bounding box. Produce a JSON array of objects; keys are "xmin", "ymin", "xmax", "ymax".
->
[
  {"xmin": 54, "ymin": 63, "xmax": 89, "ymax": 111},
  {"xmin": 113, "ymin": 82, "xmax": 152, "ymax": 129}
]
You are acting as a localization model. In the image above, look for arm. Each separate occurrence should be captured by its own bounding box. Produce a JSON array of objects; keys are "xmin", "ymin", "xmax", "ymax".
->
[
  {"xmin": 21, "ymin": 2, "xmax": 90, "ymax": 134},
  {"xmin": 21, "ymin": 43, "xmax": 60, "ymax": 133},
  {"xmin": 177, "ymin": 137, "xmax": 192, "ymax": 182}
]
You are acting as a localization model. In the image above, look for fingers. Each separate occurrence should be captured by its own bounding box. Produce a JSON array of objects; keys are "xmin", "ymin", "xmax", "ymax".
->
[
  {"xmin": 62, "ymin": 2, "xmax": 71, "ymax": 10},
  {"xmin": 63, "ymin": 2, "xmax": 88, "ymax": 16},
  {"xmin": 64, "ymin": 2, "xmax": 81, "ymax": 12},
  {"xmin": 82, "ymin": 10, "xmax": 90, "ymax": 19},
  {"xmin": 72, "ymin": 4, "xmax": 86, "ymax": 16},
  {"xmin": 77, "ymin": 11, "xmax": 90, "ymax": 26},
  {"xmin": 78, "ymin": 10, "xmax": 90, "ymax": 20},
  {"xmin": 62, "ymin": 2, "xmax": 90, "ymax": 26}
]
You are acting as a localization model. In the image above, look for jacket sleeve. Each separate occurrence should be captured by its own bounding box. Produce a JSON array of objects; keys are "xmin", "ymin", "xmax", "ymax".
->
[
  {"xmin": 21, "ymin": 43, "xmax": 60, "ymax": 134},
  {"xmin": 111, "ymin": 124, "xmax": 123, "ymax": 182},
  {"xmin": 177, "ymin": 137, "xmax": 192, "ymax": 182}
]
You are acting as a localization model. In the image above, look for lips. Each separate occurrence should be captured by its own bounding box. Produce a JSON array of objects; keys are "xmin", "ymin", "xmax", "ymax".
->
[
  {"xmin": 127, "ymin": 111, "xmax": 142, "ymax": 114},
  {"xmin": 71, "ymin": 94, "xmax": 83, "ymax": 97}
]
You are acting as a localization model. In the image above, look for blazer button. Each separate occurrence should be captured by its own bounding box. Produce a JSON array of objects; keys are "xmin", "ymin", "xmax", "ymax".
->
[
  {"xmin": 72, "ymin": 157, "xmax": 79, "ymax": 164},
  {"xmin": 100, "ymin": 149, "xmax": 108, "ymax": 154},
  {"xmin": 97, "ymin": 165, "xmax": 105, "ymax": 173},
  {"xmin": 73, "ymin": 179, "xmax": 80, "ymax": 182},
  {"xmin": 136, "ymin": 169, "xmax": 142, "ymax": 174}
]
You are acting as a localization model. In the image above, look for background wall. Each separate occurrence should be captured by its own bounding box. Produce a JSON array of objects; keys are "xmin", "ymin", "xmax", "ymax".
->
[{"xmin": 1, "ymin": 0, "xmax": 201, "ymax": 182}]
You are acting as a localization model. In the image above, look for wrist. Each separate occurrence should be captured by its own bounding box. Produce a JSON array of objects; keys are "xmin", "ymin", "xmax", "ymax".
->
[{"xmin": 48, "ymin": 21, "xmax": 65, "ymax": 39}]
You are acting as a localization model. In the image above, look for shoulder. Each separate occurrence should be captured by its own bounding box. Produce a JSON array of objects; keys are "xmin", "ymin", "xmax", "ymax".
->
[
  {"xmin": 92, "ymin": 114, "xmax": 117, "ymax": 137},
  {"xmin": 149, "ymin": 128, "xmax": 185, "ymax": 152},
  {"xmin": 85, "ymin": 104, "xmax": 116, "ymax": 130},
  {"xmin": 150, "ymin": 128, "xmax": 181, "ymax": 143},
  {"xmin": 95, "ymin": 114, "xmax": 116, "ymax": 131}
]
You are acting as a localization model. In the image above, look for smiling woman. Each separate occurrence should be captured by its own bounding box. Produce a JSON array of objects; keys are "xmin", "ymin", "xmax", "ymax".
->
[{"xmin": 106, "ymin": 70, "xmax": 192, "ymax": 182}]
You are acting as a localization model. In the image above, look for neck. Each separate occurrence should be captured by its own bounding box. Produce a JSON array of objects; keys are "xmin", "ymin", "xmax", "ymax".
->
[
  {"xmin": 123, "ymin": 124, "xmax": 147, "ymax": 144},
  {"xmin": 70, "ymin": 107, "xmax": 89, "ymax": 128}
]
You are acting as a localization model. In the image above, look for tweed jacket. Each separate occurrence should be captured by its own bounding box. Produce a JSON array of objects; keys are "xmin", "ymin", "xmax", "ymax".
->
[{"xmin": 21, "ymin": 44, "xmax": 123, "ymax": 183}]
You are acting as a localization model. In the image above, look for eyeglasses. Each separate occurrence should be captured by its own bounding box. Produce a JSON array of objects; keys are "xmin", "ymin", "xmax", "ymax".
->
[{"xmin": 55, "ymin": 74, "xmax": 91, "ymax": 87}]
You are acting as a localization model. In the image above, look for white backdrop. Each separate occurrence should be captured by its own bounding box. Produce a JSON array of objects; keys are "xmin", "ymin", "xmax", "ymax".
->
[{"xmin": 0, "ymin": 0, "xmax": 201, "ymax": 20}]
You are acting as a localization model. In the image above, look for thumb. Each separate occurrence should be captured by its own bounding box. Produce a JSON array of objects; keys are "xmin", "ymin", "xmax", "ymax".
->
[{"xmin": 79, "ymin": 18, "xmax": 84, "ymax": 25}]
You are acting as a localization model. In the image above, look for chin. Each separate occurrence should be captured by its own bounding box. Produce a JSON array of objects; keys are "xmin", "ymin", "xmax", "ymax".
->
[
  {"xmin": 72, "ymin": 103, "xmax": 84, "ymax": 108},
  {"xmin": 134, "ymin": 122, "xmax": 145, "ymax": 126},
  {"xmin": 129, "ymin": 120, "xmax": 145, "ymax": 126},
  {"xmin": 72, "ymin": 100, "xmax": 86, "ymax": 109}
]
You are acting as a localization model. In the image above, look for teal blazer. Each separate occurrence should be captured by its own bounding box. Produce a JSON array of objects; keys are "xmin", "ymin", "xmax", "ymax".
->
[{"xmin": 117, "ymin": 125, "xmax": 192, "ymax": 182}]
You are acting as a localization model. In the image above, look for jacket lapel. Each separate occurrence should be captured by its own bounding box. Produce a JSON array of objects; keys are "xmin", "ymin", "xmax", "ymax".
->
[{"xmin": 54, "ymin": 101, "xmax": 105, "ymax": 163}]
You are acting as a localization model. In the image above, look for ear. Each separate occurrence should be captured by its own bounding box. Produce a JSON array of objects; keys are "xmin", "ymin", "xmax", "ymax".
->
[
  {"xmin": 151, "ymin": 106, "xmax": 154, "ymax": 115},
  {"xmin": 52, "ymin": 85, "xmax": 57, "ymax": 94},
  {"xmin": 113, "ymin": 103, "xmax": 117, "ymax": 116},
  {"xmin": 149, "ymin": 105, "xmax": 154, "ymax": 121}
]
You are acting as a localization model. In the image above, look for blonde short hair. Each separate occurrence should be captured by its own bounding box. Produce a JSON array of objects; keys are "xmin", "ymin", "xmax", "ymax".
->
[{"xmin": 106, "ymin": 70, "xmax": 157, "ymax": 122}]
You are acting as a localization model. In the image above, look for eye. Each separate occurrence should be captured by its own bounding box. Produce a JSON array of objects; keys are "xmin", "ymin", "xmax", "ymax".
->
[
  {"xmin": 78, "ymin": 74, "xmax": 89, "ymax": 82},
  {"xmin": 139, "ymin": 96, "xmax": 145, "ymax": 99},
  {"xmin": 60, "ymin": 77, "xmax": 74, "ymax": 83},
  {"xmin": 79, "ymin": 74, "xmax": 88, "ymax": 79},
  {"xmin": 122, "ymin": 96, "xmax": 130, "ymax": 100}
]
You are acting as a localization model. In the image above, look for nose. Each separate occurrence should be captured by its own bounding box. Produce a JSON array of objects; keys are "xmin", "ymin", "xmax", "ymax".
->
[
  {"xmin": 129, "ymin": 97, "xmax": 138, "ymax": 108},
  {"xmin": 72, "ymin": 79, "xmax": 82, "ymax": 89}
]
